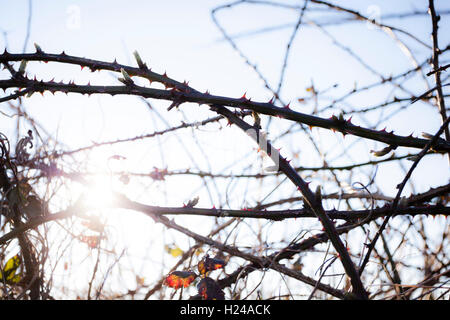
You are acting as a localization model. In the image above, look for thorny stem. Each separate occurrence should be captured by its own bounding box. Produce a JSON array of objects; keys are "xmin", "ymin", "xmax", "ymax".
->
[
  {"xmin": 1, "ymin": 52, "xmax": 449, "ymax": 153},
  {"xmin": 428, "ymin": 0, "xmax": 450, "ymax": 156}
]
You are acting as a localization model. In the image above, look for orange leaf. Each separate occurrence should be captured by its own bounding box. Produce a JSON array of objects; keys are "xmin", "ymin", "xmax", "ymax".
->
[
  {"xmin": 165, "ymin": 271, "xmax": 197, "ymax": 289},
  {"xmin": 197, "ymin": 255, "xmax": 226, "ymax": 275}
]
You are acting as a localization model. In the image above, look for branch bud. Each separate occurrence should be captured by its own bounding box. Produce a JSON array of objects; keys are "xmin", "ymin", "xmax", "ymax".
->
[
  {"xmin": 18, "ymin": 59, "xmax": 28, "ymax": 75},
  {"xmin": 370, "ymin": 146, "xmax": 392, "ymax": 157},
  {"xmin": 133, "ymin": 50, "xmax": 147, "ymax": 69},
  {"xmin": 119, "ymin": 68, "xmax": 134, "ymax": 85},
  {"xmin": 34, "ymin": 43, "xmax": 43, "ymax": 53}
]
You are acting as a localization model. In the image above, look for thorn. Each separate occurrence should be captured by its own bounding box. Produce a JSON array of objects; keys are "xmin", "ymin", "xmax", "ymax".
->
[
  {"xmin": 167, "ymin": 100, "xmax": 181, "ymax": 111},
  {"xmin": 268, "ymin": 97, "xmax": 274, "ymax": 104},
  {"xmin": 205, "ymin": 90, "xmax": 210, "ymax": 95},
  {"xmin": 133, "ymin": 50, "xmax": 147, "ymax": 69},
  {"xmin": 346, "ymin": 116, "xmax": 352, "ymax": 124},
  {"xmin": 240, "ymin": 92, "xmax": 247, "ymax": 100},
  {"xmin": 284, "ymin": 102, "xmax": 290, "ymax": 109}
]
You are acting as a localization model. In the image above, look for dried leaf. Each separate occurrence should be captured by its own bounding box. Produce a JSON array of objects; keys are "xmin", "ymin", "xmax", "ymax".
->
[
  {"xmin": 197, "ymin": 277, "xmax": 224, "ymax": 300},
  {"xmin": 165, "ymin": 245, "xmax": 184, "ymax": 258},
  {"xmin": 79, "ymin": 235, "xmax": 103, "ymax": 248},
  {"xmin": 136, "ymin": 275, "xmax": 145, "ymax": 286},
  {"xmin": 194, "ymin": 247, "xmax": 204, "ymax": 256}
]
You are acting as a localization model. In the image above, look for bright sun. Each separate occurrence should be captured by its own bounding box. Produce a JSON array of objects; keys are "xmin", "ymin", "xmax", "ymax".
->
[
  {"xmin": 78, "ymin": 150, "xmax": 128, "ymax": 210},
  {"xmin": 83, "ymin": 174, "xmax": 115, "ymax": 209}
]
